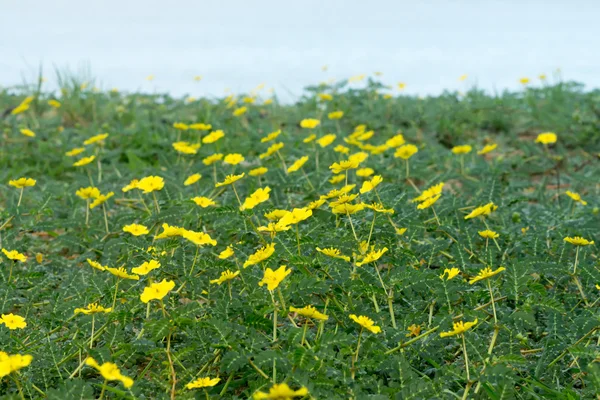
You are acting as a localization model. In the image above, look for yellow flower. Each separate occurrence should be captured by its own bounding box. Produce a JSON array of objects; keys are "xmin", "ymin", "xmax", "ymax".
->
[
  {"xmin": 190, "ymin": 123, "xmax": 212, "ymax": 131},
  {"xmin": 278, "ymin": 207, "xmax": 313, "ymax": 226},
  {"xmin": 334, "ymin": 144, "xmax": 350, "ymax": 154},
  {"xmin": 318, "ymin": 93, "xmax": 333, "ymax": 101},
  {"xmin": 329, "ymin": 159, "xmax": 360, "ymax": 174},
  {"xmin": 66, "ymin": 147, "xmax": 86, "ymax": 157},
  {"xmin": 535, "ymin": 132, "xmax": 557, "ymax": 145},
  {"xmin": 464, "ymin": 202, "xmax": 498, "ymax": 220},
  {"xmin": 356, "ymin": 246, "xmax": 388, "ymax": 266},
  {"xmin": 359, "ymin": 175, "xmax": 383, "ymax": 194},
  {"xmin": 316, "ymin": 247, "xmax": 350, "ymax": 262},
  {"xmin": 11, "ymin": 103, "xmax": 30, "ymax": 115},
  {"xmin": 186, "ymin": 377, "xmax": 221, "ymax": 390},
  {"xmin": 258, "ymin": 222, "xmax": 291, "ymax": 235},
  {"xmin": 240, "ymin": 187, "xmax": 271, "ymax": 211},
  {"xmin": 48, "ymin": 99, "xmax": 61, "ymax": 108},
  {"xmin": 395, "ymin": 227, "xmax": 407, "ymax": 235},
  {"xmin": 328, "ymin": 111, "xmax": 344, "ymax": 120},
  {"xmin": 385, "ymin": 134, "xmax": 405, "ymax": 148},
  {"xmin": 233, "ymin": 106, "xmax": 248, "ymax": 116},
  {"xmin": 397, "ymin": 82, "xmax": 406, "ymax": 90},
  {"xmin": 478, "ymin": 230, "xmax": 499, "ymax": 239},
  {"xmin": 192, "ymin": 197, "xmax": 217, "ymax": 208},
  {"xmin": 249, "ymin": 167, "xmax": 268, "ymax": 176},
  {"xmin": 0, "ymin": 314, "xmax": 27, "ymax": 330},
  {"xmin": 223, "ymin": 153, "xmax": 245, "ymax": 166},
  {"xmin": 287, "ymin": 156, "xmax": 309, "ymax": 173},
  {"xmin": 244, "ymin": 243, "xmax": 276, "ymax": 268},
  {"xmin": 478, "ymin": 143, "xmax": 497, "ymax": 155},
  {"xmin": 303, "ymin": 134, "xmax": 317, "ymax": 143},
  {"xmin": 86, "ymin": 259, "xmax": 106, "ymax": 271},
  {"xmin": 73, "ymin": 155, "xmax": 96, "ymax": 167},
  {"xmin": 300, "ymin": 118, "xmax": 320, "ymax": 129},
  {"xmin": 218, "ymin": 246, "xmax": 234, "ymax": 259},
  {"xmin": 394, "ymin": 144, "xmax": 418, "ymax": 160},
  {"xmin": 519, "ymin": 77, "xmax": 530, "ymax": 85},
  {"xmin": 106, "ymin": 267, "xmax": 140, "ymax": 280},
  {"xmin": 84, "ymin": 133, "xmax": 109, "ymax": 146},
  {"xmin": 564, "ymin": 236, "xmax": 594, "ymax": 246},
  {"xmin": 261, "ymin": 130, "xmax": 281, "ymax": 143},
  {"xmin": 184, "ymin": 173, "xmax": 202, "ymax": 186},
  {"xmin": 366, "ymin": 202, "xmax": 394, "ymax": 214},
  {"xmin": 173, "ymin": 122, "xmax": 189, "ymax": 130},
  {"xmin": 253, "ymin": 383, "xmax": 309, "ymax": 400},
  {"xmin": 122, "ymin": 179, "xmax": 140, "ymax": 192},
  {"xmin": 216, "ymin": 173, "xmax": 245, "ymax": 188},
  {"xmin": 0, "ymin": 352, "xmax": 33, "ymax": 378},
  {"xmin": 131, "ymin": 260, "xmax": 161, "ymax": 275},
  {"xmin": 210, "ymin": 270, "xmax": 240, "ymax": 285},
  {"xmin": 20, "ymin": 128, "xmax": 35, "ymax": 137},
  {"xmin": 348, "ymin": 152, "xmax": 369, "ymax": 164},
  {"xmin": 9, "ymin": 177, "xmax": 36, "ymax": 189},
  {"xmin": 74, "ymin": 303, "xmax": 112, "ymax": 315},
  {"xmin": 259, "ymin": 142, "xmax": 285, "ymax": 159},
  {"xmin": 349, "ymin": 314, "xmax": 381, "ymax": 334},
  {"xmin": 416, "ymin": 194, "xmax": 441, "ymax": 209},
  {"xmin": 2, "ymin": 249, "xmax": 27, "ymax": 262},
  {"xmin": 565, "ymin": 191, "xmax": 587, "ymax": 205},
  {"xmin": 469, "ymin": 267, "xmax": 506, "ymax": 284},
  {"xmin": 356, "ymin": 168, "xmax": 374, "ymax": 177},
  {"xmin": 350, "ymin": 74, "xmax": 366, "ymax": 83},
  {"xmin": 406, "ymin": 324, "xmax": 421, "ymax": 337},
  {"xmin": 259, "ymin": 265, "xmax": 292, "ymax": 291},
  {"xmin": 155, "ymin": 223, "xmax": 185, "ymax": 239},
  {"xmin": 329, "ymin": 174, "xmax": 345, "ymax": 184},
  {"xmin": 76, "ymin": 186, "xmax": 100, "ymax": 199},
  {"xmin": 122, "ymin": 224, "xmax": 149, "ymax": 236},
  {"xmin": 440, "ymin": 268, "xmax": 460, "ymax": 280},
  {"xmin": 332, "ymin": 202, "xmax": 366, "ymax": 215},
  {"xmin": 440, "ymin": 319, "xmax": 478, "ymax": 337},
  {"xmin": 140, "ymin": 279, "xmax": 175, "ymax": 303},
  {"xmin": 85, "ymin": 357, "xmax": 134, "ymax": 388},
  {"xmin": 90, "ymin": 192, "xmax": 114, "ymax": 209},
  {"xmin": 451, "ymin": 145, "xmax": 472, "ymax": 155},
  {"xmin": 201, "ymin": 130, "xmax": 225, "ymax": 145},
  {"xmin": 172, "ymin": 141, "xmax": 200, "ymax": 155},
  {"xmin": 137, "ymin": 176, "xmax": 164, "ymax": 193},
  {"xmin": 289, "ymin": 305, "xmax": 328, "ymax": 320},
  {"xmin": 203, "ymin": 153, "xmax": 224, "ymax": 165},
  {"xmin": 182, "ymin": 230, "xmax": 217, "ymax": 246}
]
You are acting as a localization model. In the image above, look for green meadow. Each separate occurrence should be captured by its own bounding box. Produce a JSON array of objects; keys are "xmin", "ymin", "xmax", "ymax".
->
[{"xmin": 0, "ymin": 75, "xmax": 599, "ymax": 399}]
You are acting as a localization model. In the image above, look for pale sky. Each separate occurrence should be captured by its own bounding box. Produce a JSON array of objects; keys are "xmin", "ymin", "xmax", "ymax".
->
[{"xmin": 1, "ymin": 0, "xmax": 598, "ymax": 99}]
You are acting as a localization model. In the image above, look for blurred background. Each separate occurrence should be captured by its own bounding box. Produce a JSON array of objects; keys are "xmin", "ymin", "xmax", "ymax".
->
[{"xmin": 2, "ymin": 0, "xmax": 599, "ymax": 100}]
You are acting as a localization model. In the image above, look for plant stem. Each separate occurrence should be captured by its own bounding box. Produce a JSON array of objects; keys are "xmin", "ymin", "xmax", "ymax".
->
[
  {"xmin": 90, "ymin": 315, "xmax": 95, "ymax": 348},
  {"xmin": 17, "ymin": 188, "xmax": 24, "ymax": 208},
  {"xmin": 346, "ymin": 212, "xmax": 359, "ymax": 243},
  {"xmin": 102, "ymin": 204, "xmax": 109, "ymax": 234},
  {"xmin": 189, "ymin": 246, "xmax": 199, "ymax": 276},
  {"xmin": 351, "ymin": 328, "xmax": 363, "ymax": 380},
  {"xmin": 152, "ymin": 192, "xmax": 160, "ymax": 214},
  {"xmin": 295, "ymin": 225, "xmax": 301, "ymax": 256},
  {"xmin": 462, "ymin": 333, "xmax": 470, "ymax": 381},
  {"xmin": 99, "ymin": 379, "xmax": 108, "ymax": 400},
  {"xmin": 85, "ymin": 199, "xmax": 90, "ymax": 225},
  {"xmin": 487, "ymin": 279, "xmax": 497, "ymax": 324},
  {"xmin": 387, "ymin": 288, "xmax": 397, "ymax": 329},
  {"xmin": 111, "ymin": 278, "xmax": 120, "ymax": 310},
  {"xmin": 301, "ymin": 320, "xmax": 309, "ymax": 346},
  {"xmin": 573, "ymin": 246, "xmax": 580, "ymax": 274}
]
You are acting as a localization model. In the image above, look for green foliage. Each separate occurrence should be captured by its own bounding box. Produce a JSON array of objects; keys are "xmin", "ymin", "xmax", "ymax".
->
[{"xmin": 0, "ymin": 77, "xmax": 599, "ymax": 399}]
